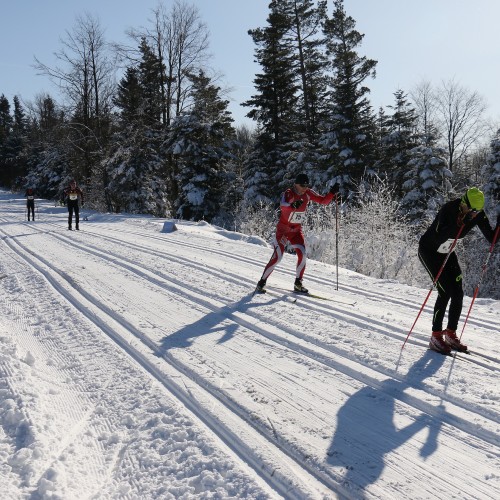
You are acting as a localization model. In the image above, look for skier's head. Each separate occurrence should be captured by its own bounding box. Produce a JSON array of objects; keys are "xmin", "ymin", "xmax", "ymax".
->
[
  {"xmin": 294, "ymin": 173, "xmax": 309, "ymax": 187},
  {"xmin": 70, "ymin": 180, "xmax": 76, "ymax": 187},
  {"xmin": 462, "ymin": 187, "xmax": 484, "ymax": 211}
]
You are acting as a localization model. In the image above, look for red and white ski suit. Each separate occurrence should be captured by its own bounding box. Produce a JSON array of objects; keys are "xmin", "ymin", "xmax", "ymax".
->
[{"xmin": 261, "ymin": 187, "xmax": 336, "ymax": 281}]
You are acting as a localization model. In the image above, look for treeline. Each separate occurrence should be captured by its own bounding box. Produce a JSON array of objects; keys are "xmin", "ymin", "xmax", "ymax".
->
[{"xmin": 0, "ymin": 0, "xmax": 499, "ymax": 230}]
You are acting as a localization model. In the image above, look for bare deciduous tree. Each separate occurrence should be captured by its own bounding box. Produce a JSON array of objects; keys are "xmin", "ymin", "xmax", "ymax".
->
[
  {"xmin": 123, "ymin": 0, "xmax": 210, "ymax": 127},
  {"xmin": 410, "ymin": 80, "xmax": 440, "ymax": 147},
  {"xmin": 434, "ymin": 78, "xmax": 487, "ymax": 173},
  {"xmin": 34, "ymin": 13, "xmax": 115, "ymax": 131}
]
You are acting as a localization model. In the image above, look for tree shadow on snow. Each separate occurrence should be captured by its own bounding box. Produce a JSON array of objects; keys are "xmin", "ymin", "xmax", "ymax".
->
[
  {"xmin": 326, "ymin": 351, "xmax": 446, "ymax": 498},
  {"xmin": 158, "ymin": 293, "xmax": 280, "ymax": 352}
]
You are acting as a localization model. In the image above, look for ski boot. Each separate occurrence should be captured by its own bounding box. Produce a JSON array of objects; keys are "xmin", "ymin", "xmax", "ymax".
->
[
  {"xmin": 255, "ymin": 279, "xmax": 267, "ymax": 294},
  {"xmin": 443, "ymin": 328, "xmax": 467, "ymax": 352},
  {"xmin": 294, "ymin": 278, "xmax": 309, "ymax": 294},
  {"xmin": 429, "ymin": 331, "xmax": 452, "ymax": 355}
]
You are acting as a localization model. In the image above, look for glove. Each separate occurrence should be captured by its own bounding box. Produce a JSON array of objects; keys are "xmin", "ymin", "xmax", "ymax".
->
[
  {"xmin": 462, "ymin": 210, "xmax": 478, "ymax": 225},
  {"xmin": 81, "ymin": 202, "xmax": 85, "ymax": 208},
  {"xmin": 290, "ymin": 199, "xmax": 304, "ymax": 209},
  {"xmin": 329, "ymin": 182, "xmax": 340, "ymax": 195}
]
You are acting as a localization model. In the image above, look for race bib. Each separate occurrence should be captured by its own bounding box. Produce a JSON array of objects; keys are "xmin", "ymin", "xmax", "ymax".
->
[
  {"xmin": 27, "ymin": 196, "xmax": 34, "ymax": 200},
  {"xmin": 437, "ymin": 238, "xmax": 455, "ymax": 254},
  {"xmin": 289, "ymin": 211, "xmax": 306, "ymax": 224},
  {"xmin": 69, "ymin": 194, "xmax": 78, "ymax": 200}
]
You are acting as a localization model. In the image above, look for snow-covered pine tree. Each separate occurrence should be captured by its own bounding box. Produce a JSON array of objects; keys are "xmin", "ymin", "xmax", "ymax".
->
[
  {"xmin": 319, "ymin": 0, "xmax": 377, "ymax": 195},
  {"xmin": 377, "ymin": 90, "xmax": 419, "ymax": 197},
  {"xmin": 243, "ymin": 1, "xmax": 301, "ymax": 200},
  {"xmin": 166, "ymin": 70, "xmax": 235, "ymax": 222},
  {"xmin": 400, "ymin": 145, "xmax": 451, "ymax": 222},
  {"xmin": 483, "ymin": 128, "xmax": 500, "ymax": 211},
  {"xmin": 100, "ymin": 40, "xmax": 168, "ymax": 215}
]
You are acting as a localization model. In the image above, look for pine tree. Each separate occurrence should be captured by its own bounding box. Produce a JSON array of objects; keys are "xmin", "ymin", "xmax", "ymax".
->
[
  {"xmin": 243, "ymin": 3, "xmax": 301, "ymax": 199},
  {"xmin": 378, "ymin": 90, "xmax": 419, "ymax": 195},
  {"xmin": 400, "ymin": 145, "xmax": 451, "ymax": 221},
  {"xmin": 278, "ymin": 0, "xmax": 329, "ymax": 139},
  {"xmin": 101, "ymin": 40, "xmax": 169, "ymax": 214},
  {"xmin": 483, "ymin": 128, "xmax": 500, "ymax": 212},
  {"xmin": 319, "ymin": 0, "xmax": 377, "ymax": 192},
  {"xmin": 166, "ymin": 71, "xmax": 235, "ymax": 222},
  {"xmin": 114, "ymin": 67, "xmax": 143, "ymax": 124},
  {"xmin": 138, "ymin": 38, "xmax": 164, "ymax": 129}
]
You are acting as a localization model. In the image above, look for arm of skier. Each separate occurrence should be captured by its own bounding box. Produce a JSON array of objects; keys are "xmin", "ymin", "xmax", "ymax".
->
[
  {"xmin": 307, "ymin": 189, "xmax": 334, "ymax": 205},
  {"xmin": 475, "ymin": 211, "xmax": 496, "ymax": 243}
]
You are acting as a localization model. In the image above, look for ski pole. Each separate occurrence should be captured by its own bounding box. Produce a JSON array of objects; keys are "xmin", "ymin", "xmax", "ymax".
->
[
  {"xmin": 335, "ymin": 195, "xmax": 339, "ymax": 291},
  {"xmin": 402, "ymin": 224, "xmax": 465, "ymax": 350},
  {"xmin": 459, "ymin": 225, "xmax": 500, "ymax": 340}
]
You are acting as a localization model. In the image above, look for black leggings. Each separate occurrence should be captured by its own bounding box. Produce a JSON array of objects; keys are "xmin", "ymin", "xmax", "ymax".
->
[
  {"xmin": 68, "ymin": 200, "xmax": 80, "ymax": 227},
  {"xmin": 27, "ymin": 200, "xmax": 35, "ymax": 220},
  {"xmin": 418, "ymin": 247, "xmax": 464, "ymax": 331}
]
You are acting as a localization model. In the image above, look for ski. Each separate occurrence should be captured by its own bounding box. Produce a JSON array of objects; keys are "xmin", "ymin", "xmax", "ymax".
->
[
  {"xmin": 252, "ymin": 287, "xmax": 297, "ymax": 303},
  {"xmin": 428, "ymin": 347, "xmax": 491, "ymax": 364},
  {"xmin": 428, "ymin": 349, "xmax": 474, "ymax": 363},
  {"xmin": 253, "ymin": 285, "xmax": 356, "ymax": 306},
  {"xmin": 456, "ymin": 349, "xmax": 493, "ymax": 363},
  {"xmin": 272, "ymin": 286, "xmax": 356, "ymax": 306}
]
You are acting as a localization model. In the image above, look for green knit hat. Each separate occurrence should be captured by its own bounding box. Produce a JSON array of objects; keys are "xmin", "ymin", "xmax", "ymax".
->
[{"xmin": 463, "ymin": 187, "xmax": 484, "ymax": 210}]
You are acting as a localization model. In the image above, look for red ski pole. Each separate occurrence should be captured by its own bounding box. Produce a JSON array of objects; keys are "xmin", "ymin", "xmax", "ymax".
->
[
  {"xmin": 459, "ymin": 225, "xmax": 500, "ymax": 340},
  {"xmin": 402, "ymin": 224, "xmax": 465, "ymax": 350}
]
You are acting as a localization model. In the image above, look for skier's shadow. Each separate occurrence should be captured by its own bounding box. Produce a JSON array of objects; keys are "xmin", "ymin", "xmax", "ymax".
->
[
  {"xmin": 159, "ymin": 293, "xmax": 279, "ymax": 353},
  {"xmin": 326, "ymin": 351, "xmax": 446, "ymax": 498}
]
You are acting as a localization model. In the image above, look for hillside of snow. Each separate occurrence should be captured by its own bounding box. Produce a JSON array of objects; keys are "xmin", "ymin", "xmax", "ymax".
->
[{"xmin": 0, "ymin": 190, "xmax": 499, "ymax": 499}]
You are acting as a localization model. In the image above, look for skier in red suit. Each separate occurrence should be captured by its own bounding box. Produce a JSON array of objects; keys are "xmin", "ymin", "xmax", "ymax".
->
[{"xmin": 256, "ymin": 173, "xmax": 340, "ymax": 294}]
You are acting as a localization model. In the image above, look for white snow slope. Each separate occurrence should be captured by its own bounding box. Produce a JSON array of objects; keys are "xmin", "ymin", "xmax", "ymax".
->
[{"xmin": 0, "ymin": 190, "xmax": 499, "ymax": 500}]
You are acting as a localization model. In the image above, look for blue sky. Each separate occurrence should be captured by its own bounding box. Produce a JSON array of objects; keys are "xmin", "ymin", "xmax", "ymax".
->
[{"xmin": 2, "ymin": 0, "xmax": 500, "ymax": 129}]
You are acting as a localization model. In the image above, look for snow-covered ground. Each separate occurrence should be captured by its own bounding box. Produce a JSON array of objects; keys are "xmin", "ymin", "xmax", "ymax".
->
[{"xmin": 0, "ymin": 189, "xmax": 499, "ymax": 500}]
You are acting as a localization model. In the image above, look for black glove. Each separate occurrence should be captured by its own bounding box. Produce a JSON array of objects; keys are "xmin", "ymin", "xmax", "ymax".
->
[
  {"xmin": 329, "ymin": 182, "xmax": 340, "ymax": 195},
  {"xmin": 290, "ymin": 199, "xmax": 304, "ymax": 209},
  {"xmin": 462, "ymin": 210, "xmax": 478, "ymax": 225}
]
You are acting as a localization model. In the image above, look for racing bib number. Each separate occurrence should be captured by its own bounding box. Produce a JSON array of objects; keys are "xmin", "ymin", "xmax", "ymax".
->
[
  {"xmin": 69, "ymin": 194, "xmax": 78, "ymax": 200},
  {"xmin": 27, "ymin": 196, "xmax": 34, "ymax": 200},
  {"xmin": 437, "ymin": 238, "xmax": 455, "ymax": 254},
  {"xmin": 289, "ymin": 211, "xmax": 306, "ymax": 224}
]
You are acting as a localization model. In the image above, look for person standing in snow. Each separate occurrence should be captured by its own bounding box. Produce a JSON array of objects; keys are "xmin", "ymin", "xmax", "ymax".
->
[
  {"xmin": 256, "ymin": 173, "xmax": 340, "ymax": 294},
  {"xmin": 24, "ymin": 187, "xmax": 36, "ymax": 221},
  {"xmin": 418, "ymin": 187, "xmax": 498, "ymax": 354},
  {"xmin": 64, "ymin": 180, "xmax": 84, "ymax": 230}
]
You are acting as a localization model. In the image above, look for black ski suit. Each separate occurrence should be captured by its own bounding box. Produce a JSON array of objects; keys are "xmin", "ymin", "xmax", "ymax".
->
[
  {"xmin": 64, "ymin": 185, "xmax": 84, "ymax": 230},
  {"xmin": 418, "ymin": 198, "xmax": 495, "ymax": 332},
  {"xmin": 25, "ymin": 188, "xmax": 35, "ymax": 221}
]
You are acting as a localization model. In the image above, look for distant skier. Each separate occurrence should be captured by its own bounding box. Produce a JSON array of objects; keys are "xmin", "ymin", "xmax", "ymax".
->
[
  {"xmin": 64, "ymin": 180, "xmax": 84, "ymax": 230},
  {"xmin": 418, "ymin": 187, "xmax": 498, "ymax": 354},
  {"xmin": 24, "ymin": 187, "xmax": 36, "ymax": 221},
  {"xmin": 255, "ymin": 173, "xmax": 340, "ymax": 294}
]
